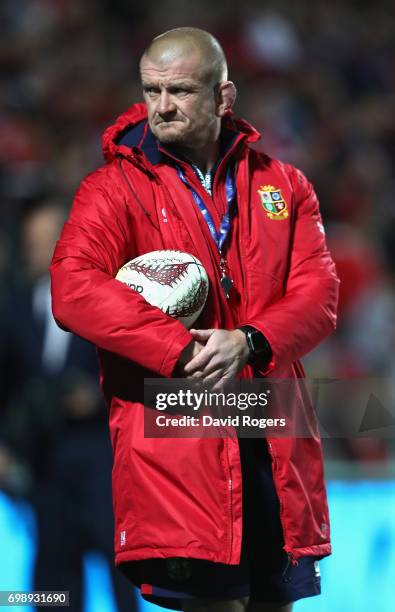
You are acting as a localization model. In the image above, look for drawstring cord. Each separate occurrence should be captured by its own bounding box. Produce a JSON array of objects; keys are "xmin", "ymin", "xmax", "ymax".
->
[
  {"xmin": 282, "ymin": 552, "xmax": 298, "ymax": 583},
  {"xmin": 116, "ymin": 156, "xmax": 160, "ymax": 231}
]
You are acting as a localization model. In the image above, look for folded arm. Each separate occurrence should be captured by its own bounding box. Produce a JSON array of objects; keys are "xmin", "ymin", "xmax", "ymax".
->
[{"xmin": 50, "ymin": 170, "xmax": 193, "ymax": 377}]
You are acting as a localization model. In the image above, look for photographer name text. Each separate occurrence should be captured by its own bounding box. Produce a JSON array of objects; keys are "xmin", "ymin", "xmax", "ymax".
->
[{"xmin": 155, "ymin": 415, "xmax": 286, "ymax": 429}]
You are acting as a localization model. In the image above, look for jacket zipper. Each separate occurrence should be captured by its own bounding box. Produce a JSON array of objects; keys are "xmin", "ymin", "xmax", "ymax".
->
[
  {"xmin": 156, "ymin": 139, "xmax": 244, "ymax": 563},
  {"xmin": 212, "ymin": 133, "xmax": 245, "ymax": 201},
  {"xmin": 211, "ymin": 138, "xmax": 246, "ymax": 306},
  {"xmin": 228, "ymin": 473, "xmax": 233, "ymax": 563},
  {"xmin": 224, "ymin": 439, "xmax": 234, "ymax": 564},
  {"xmin": 235, "ymin": 152, "xmax": 251, "ymax": 321},
  {"xmin": 266, "ymin": 440, "xmax": 294, "ymax": 564}
]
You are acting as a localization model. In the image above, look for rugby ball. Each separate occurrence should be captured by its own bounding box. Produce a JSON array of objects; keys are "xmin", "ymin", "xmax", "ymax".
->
[{"xmin": 116, "ymin": 250, "xmax": 209, "ymax": 328}]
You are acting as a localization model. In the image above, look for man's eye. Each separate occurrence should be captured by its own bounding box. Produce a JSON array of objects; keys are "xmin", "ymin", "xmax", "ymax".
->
[
  {"xmin": 144, "ymin": 87, "xmax": 159, "ymax": 96},
  {"xmin": 170, "ymin": 88, "xmax": 189, "ymax": 96}
]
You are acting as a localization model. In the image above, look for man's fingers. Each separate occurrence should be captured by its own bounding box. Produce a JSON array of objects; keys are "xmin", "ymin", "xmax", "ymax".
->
[
  {"xmin": 210, "ymin": 379, "xmax": 232, "ymax": 393},
  {"xmin": 201, "ymin": 370, "xmax": 224, "ymax": 386},
  {"xmin": 184, "ymin": 345, "xmax": 213, "ymax": 374},
  {"xmin": 189, "ymin": 358, "xmax": 220, "ymax": 380},
  {"xmin": 184, "ymin": 329, "xmax": 247, "ymax": 380},
  {"xmin": 189, "ymin": 328, "xmax": 215, "ymax": 343}
]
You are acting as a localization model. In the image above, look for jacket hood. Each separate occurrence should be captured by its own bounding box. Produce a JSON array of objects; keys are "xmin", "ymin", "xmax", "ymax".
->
[{"xmin": 102, "ymin": 102, "xmax": 261, "ymax": 165}]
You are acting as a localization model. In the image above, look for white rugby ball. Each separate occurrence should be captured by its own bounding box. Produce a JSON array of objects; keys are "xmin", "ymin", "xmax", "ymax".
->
[{"xmin": 116, "ymin": 250, "xmax": 209, "ymax": 328}]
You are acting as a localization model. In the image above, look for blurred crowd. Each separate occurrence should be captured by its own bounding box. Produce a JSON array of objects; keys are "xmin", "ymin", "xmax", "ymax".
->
[{"xmin": 0, "ymin": 0, "xmax": 394, "ymax": 605}]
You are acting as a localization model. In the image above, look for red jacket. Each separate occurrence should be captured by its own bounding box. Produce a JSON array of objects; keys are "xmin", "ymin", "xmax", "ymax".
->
[{"xmin": 50, "ymin": 103, "xmax": 339, "ymax": 568}]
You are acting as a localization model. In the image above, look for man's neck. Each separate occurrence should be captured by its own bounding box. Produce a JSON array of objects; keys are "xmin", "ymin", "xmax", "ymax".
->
[
  {"xmin": 171, "ymin": 140, "xmax": 219, "ymax": 174},
  {"xmin": 189, "ymin": 141, "xmax": 220, "ymax": 173}
]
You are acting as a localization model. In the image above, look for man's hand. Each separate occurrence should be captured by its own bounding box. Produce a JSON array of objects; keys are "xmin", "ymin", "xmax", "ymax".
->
[
  {"xmin": 183, "ymin": 329, "xmax": 250, "ymax": 388},
  {"xmin": 174, "ymin": 339, "xmax": 204, "ymax": 376}
]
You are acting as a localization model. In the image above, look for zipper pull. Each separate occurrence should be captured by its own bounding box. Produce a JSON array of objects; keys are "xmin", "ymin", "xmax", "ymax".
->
[
  {"xmin": 282, "ymin": 552, "xmax": 298, "ymax": 583},
  {"xmin": 219, "ymin": 253, "xmax": 233, "ymax": 299}
]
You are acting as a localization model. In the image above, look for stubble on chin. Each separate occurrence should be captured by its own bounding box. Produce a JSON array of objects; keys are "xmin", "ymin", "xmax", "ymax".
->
[{"xmin": 151, "ymin": 123, "xmax": 187, "ymax": 145}]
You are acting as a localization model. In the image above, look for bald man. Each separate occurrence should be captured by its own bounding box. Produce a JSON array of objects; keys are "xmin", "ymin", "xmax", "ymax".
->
[{"xmin": 51, "ymin": 28, "xmax": 339, "ymax": 612}]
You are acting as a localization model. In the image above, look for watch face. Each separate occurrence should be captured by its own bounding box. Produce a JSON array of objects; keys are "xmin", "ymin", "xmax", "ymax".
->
[{"xmin": 249, "ymin": 330, "xmax": 267, "ymax": 354}]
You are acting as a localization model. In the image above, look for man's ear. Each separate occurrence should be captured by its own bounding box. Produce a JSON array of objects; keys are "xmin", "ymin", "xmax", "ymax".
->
[{"xmin": 216, "ymin": 81, "xmax": 237, "ymax": 117}]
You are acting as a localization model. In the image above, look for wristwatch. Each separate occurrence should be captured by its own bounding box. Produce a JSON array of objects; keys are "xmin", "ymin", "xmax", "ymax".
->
[{"xmin": 238, "ymin": 325, "xmax": 272, "ymax": 366}]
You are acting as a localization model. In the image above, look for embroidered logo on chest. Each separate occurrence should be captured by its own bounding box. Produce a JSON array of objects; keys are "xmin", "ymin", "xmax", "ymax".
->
[{"xmin": 258, "ymin": 185, "xmax": 288, "ymax": 220}]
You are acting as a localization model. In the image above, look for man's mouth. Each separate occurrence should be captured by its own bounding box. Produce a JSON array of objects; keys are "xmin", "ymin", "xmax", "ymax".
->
[{"xmin": 155, "ymin": 118, "xmax": 183, "ymax": 125}]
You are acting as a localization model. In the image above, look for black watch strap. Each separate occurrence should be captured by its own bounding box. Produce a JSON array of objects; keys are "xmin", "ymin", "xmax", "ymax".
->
[{"xmin": 238, "ymin": 325, "xmax": 272, "ymax": 365}]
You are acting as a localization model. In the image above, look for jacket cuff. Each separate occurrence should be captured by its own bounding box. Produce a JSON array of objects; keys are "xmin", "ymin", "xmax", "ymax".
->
[{"xmin": 159, "ymin": 327, "xmax": 194, "ymax": 378}]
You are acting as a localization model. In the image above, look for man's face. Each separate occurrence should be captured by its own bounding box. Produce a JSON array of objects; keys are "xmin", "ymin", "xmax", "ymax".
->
[
  {"xmin": 23, "ymin": 206, "xmax": 64, "ymax": 280},
  {"xmin": 140, "ymin": 53, "xmax": 219, "ymax": 150}
]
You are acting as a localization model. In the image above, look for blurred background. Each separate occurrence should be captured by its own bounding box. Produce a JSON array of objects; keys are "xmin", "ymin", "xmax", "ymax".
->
[{"xmin": 0, "ymin": 0, "xmax": 395, "ymax": 610}]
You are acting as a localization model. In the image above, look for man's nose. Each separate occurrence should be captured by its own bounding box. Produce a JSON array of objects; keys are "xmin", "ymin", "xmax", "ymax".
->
[{"xmin": 157, "ymin": 90, "xmax": 176, "ymax": 115}]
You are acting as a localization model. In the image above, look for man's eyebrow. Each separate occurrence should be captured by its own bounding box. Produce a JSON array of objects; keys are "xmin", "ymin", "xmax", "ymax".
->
[
  {"xmin": 168, "ymin": 80, "xmax": 197, "ymax": 88},
  {"xmin": 142, "ymin": 80, "xmax": 199, "ymax": 89}
]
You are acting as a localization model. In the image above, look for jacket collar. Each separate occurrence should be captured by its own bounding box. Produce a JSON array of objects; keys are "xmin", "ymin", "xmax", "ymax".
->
[{"xmin": 102, "ymin": 103, "xmax": 262, "ymax": 166}]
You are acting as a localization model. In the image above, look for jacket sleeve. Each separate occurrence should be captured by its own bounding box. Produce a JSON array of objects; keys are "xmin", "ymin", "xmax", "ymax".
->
[
  {"xmin": 244, "ymin": 166, "xmax": 340, "ymax": 373},
  {"xmin": 50, "ymin": 169, "xmax": 193, "ymax": 377}
]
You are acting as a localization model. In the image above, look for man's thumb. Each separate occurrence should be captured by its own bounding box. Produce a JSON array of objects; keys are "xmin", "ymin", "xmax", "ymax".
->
[{"xmin": 190, "ymin": 328, "xmax": 214, "ymax": 341}]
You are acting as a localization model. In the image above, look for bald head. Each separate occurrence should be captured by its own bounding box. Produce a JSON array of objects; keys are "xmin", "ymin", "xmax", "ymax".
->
[{"xmin": 141, "ymin": 27, "xmax": 228, "ymax": 86}]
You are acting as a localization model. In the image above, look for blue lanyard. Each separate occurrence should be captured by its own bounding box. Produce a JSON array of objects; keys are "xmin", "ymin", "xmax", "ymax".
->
[
  {"xmin": 176, "ymin": 165, "xmax": 236, "ymax": 255},
  {"xmin": 177, "ymin": 164, "xmax": 236, "ymax": 299}
]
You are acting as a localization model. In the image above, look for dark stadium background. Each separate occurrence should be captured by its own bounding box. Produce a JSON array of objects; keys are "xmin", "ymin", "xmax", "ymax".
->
[{"xmin": 0, "ymin": 1, "xmax": 394, "ymax": 611}]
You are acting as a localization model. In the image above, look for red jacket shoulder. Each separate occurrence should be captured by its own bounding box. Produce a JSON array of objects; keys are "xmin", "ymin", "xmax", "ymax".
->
[{"xmin": 249, "ymin": 149, "xmax": 312, "ymax": 192}]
